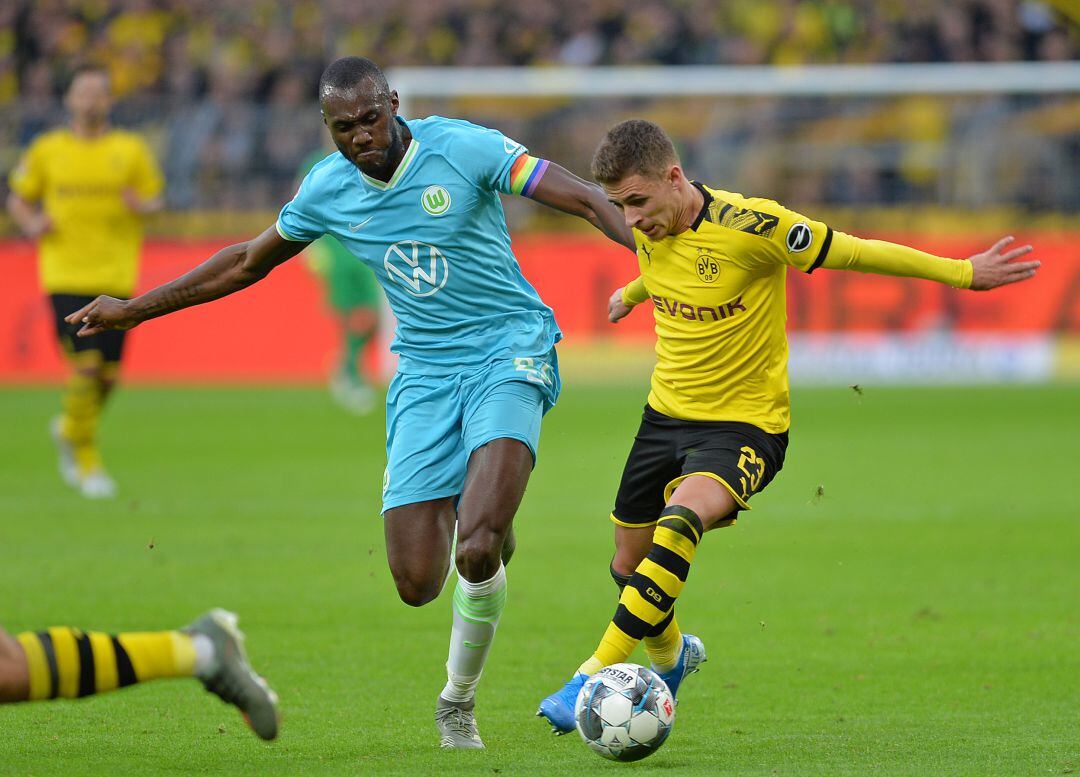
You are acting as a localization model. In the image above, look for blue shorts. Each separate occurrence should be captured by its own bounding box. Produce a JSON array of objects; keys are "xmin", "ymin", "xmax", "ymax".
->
[{"xmin": 381, "ymin": 350, "xmax": 561, "ymax": 512}]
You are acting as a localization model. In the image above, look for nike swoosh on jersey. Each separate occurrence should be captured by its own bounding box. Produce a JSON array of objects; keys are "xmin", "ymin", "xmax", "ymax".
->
[{"xmin": 349, "ymin": 216, "xmax": 374, "ymax": 231}]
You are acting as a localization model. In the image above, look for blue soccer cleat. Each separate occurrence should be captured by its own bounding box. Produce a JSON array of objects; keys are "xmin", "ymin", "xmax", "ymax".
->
[
  {"xmin": 654, "ymin": 634, "xmax": 707, "ymax": 700},
  {"xmin": 536, "ymin": 673, "xmax": 587, "ymax": 734}
]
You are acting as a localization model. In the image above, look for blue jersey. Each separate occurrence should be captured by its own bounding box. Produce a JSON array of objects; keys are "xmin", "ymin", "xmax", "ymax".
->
[{"xmin": 277, "ymin": 116, "xmax": 561, "ymax": 375}]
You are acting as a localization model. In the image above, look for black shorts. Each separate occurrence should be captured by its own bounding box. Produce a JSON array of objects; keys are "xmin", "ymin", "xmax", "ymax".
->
[
  {"xmin": 612, "ymin": 405, "xmax": 789, "ymax": 528},
  {"xmin": 50, "ymin": 294, "xmax": 128, "ymax": 363}
]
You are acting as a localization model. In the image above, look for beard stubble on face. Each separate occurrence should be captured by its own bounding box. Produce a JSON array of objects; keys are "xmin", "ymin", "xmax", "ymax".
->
[{"xmin": 348, "ymin": 117, "xmax": 406, "ymax": 181}]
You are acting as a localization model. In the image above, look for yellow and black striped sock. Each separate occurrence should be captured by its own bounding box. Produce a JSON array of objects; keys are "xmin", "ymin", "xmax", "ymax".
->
[
  {"xmin": 609, "ymin": 563, "xmax": 684, "ymax": 671},
  {"xmin": 60, "ymin": 352, "xmax": 107, "ymax": 475},
  {"xmin": 579, "ymin": 506, "xmax": 702, "ymax": 675},
  {"xmin": 15, "ymin": 627, "xmax": 196, "ymax": 701},
  {"xmin": 644, "ymin": 610, "xmax": 684, "ymax": 671}
]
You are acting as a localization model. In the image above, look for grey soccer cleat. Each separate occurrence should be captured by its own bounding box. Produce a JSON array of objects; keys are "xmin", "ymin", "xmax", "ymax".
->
[
  {"xmin": 183, "ymin": 609, "xmax": 280, "ymax": 740},
  {"xmin": 436, "ymin": 696, "xmax": 484, "ymax": 749}
]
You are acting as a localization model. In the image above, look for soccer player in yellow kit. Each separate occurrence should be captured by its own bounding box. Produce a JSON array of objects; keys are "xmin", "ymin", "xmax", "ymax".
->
[
  {"xmin": 538, "ymin": 119, "xmax": 1040, "ymax": 733},
  {"xmin": 0, "ymin": 609, "xmax": 279, "ymax": 740},
  {"xmin": 7, "ymin": 66, "xmax": 163, "ymax": 498}
]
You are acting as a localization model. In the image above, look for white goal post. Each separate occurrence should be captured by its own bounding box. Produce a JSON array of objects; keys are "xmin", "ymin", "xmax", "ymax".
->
[{"xmin": 391, "ymin": 62, "xmax": 1080, "ymax": 103}]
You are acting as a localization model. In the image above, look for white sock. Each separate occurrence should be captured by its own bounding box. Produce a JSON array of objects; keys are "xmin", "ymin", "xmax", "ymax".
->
[
  {"xmin": 191, "ymin": 633, "xmax": 216, "ymax": 678},
  {"xmin": 440, "ymin": 563, "xmax": 507, "ymax": 703}
]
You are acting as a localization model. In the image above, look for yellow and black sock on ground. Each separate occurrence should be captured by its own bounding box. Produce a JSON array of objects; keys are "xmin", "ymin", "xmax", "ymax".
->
[
  {"xmin": 15, "ymin": 627, "xmax": 195, "ymax": 701},
  {"xmin": 583, "ymin": 506, "xmax": 702, "ymax": 672}
]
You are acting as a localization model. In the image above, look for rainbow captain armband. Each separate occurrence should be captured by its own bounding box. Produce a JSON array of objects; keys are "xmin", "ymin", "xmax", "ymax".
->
[{"xmin": 509, "ymin": 155, "xmax": 550, "ymax": 196}]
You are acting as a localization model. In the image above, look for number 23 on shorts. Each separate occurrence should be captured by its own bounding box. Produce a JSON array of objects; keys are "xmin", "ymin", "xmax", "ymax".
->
[{"xmin": 736, "ymin": 445, "xmax": 766, "ymax": 500}]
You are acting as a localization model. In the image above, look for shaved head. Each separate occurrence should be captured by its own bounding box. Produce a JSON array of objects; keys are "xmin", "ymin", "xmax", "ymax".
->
[{"xmin": 318, "ymin": 56, "xmax": 390, "ymax": 103}]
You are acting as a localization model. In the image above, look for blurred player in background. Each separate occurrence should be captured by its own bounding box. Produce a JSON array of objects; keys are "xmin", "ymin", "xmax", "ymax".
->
[
  {"xmin": 0, "ymin": 609, "xmax": 279, "ymax": 740},
  {"xmin": 538, "ymin": 119, "xmax": 1041, "ymax": 733},
  {"xmin": 65, "ymin": 57, "xmax": 635, "ymax": 749},
  {"xmin": 6, "ymin": 66, "xmax": 163, "ymax": 499},
  {"xmin": 298, "ymin": 147, "xmax": 382, "ymax": 414}
]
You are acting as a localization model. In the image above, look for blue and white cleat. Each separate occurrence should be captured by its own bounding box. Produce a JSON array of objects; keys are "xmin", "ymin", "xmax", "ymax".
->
[
  {"xmin": 654, "ymin": 634, "xmax": 707, "ymax": 699},
  {"xmin": 536, "ymin": 673, "xmax": 586, "ymax": 734}
]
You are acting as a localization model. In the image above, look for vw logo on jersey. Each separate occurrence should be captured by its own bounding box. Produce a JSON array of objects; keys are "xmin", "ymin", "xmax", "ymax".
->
[
  {"xmin": 786, "ymin": 222, "xmax": 814, "ymax": 253},
  {"xmin": 384, "ymin": 240, "xmax": 449, "ymax": 297},
  {"xmin": 421, "ymin": 185, "xmax": 451, "ymax": 216}
]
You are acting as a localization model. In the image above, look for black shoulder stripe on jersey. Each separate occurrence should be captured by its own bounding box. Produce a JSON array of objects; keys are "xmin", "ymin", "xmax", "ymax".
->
[
  {"xmin": 689, "ymin": 181, "xmax": 713, "ymax": 231},
  {"xmin": 807, "ymin": 226, "xmax": 833, "ymax": 273}
]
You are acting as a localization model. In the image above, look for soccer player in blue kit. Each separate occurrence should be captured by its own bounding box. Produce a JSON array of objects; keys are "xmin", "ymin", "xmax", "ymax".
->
[{"xmin": 69, "ymin": 57, "xmax": 635, "ymax": 748}]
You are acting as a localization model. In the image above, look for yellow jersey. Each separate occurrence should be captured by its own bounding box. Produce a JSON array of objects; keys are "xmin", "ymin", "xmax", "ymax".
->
[
  {"xmin": 8, "ymin": 128, "xmax": 163, "ymax": 297},
  {"xmin": 627, "ymin": 183, "xmax": 972, "ymax": 433}
]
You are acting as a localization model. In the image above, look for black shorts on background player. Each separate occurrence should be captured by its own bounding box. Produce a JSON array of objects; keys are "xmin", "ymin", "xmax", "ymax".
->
[
  {"xmin": 612, "ymin": 405, "xmax": 788, "ymax": 527},
  {"xmin": 50, "ymin": 294, "xmax": 128, "ymax": 362}
]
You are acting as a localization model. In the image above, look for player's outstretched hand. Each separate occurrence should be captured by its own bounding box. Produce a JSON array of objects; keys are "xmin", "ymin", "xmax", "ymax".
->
[
  {"xmin": 968, "ymin": 236, "xmax": 1039, "ymax": 291},
  {"xmin": 609, "ymin": 287, "xmax": 634, "ymax": 323},
  {"xmin": 65, "ymin": 296, "xmax": 139, "ymax": 336}
]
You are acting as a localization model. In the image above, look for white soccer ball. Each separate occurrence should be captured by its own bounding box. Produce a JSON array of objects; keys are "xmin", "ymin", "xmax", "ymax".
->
[{"xmin": 574, "ymin": 663, "xmax": 675, "ymax": 762}]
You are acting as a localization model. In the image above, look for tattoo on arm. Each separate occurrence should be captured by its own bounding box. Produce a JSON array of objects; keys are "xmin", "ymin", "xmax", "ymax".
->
[
  {"xmin": 132, "ymin": 242, "xmax": 258, "ymax": 321},
  {"xmin": 140, "ymin": 284, "xmax": 205, "ymax": 319}
]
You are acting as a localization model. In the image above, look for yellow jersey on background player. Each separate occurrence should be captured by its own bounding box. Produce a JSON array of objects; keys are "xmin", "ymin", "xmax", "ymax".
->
[
  {"xmin": 627, "ymin": 183, "xmax": 971, "ymax": 433},
  {"xmin": 8, "ymin": 127, "xmax": 163, "ymax": 297},
  {"xmin": 6, "ymin": 66, "xmax": 164, "ymax": 500}
]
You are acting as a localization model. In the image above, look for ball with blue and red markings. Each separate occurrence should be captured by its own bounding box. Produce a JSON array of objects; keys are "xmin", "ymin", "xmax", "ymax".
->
[{"xmin": 574, "ymin": 663, "xmax": 675, "ymax": 762}]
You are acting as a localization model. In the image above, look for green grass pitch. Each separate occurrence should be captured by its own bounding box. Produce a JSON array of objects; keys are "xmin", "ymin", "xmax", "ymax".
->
[{"xmin": 0, "ymin": 383, "xmax": 1077, "ymax": 775}]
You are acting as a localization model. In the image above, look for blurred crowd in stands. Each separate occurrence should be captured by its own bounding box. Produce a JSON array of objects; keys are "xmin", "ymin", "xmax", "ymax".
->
[{"xmin": 1, "ymin": 0, "xmax": 1077, "ymax": 214}]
